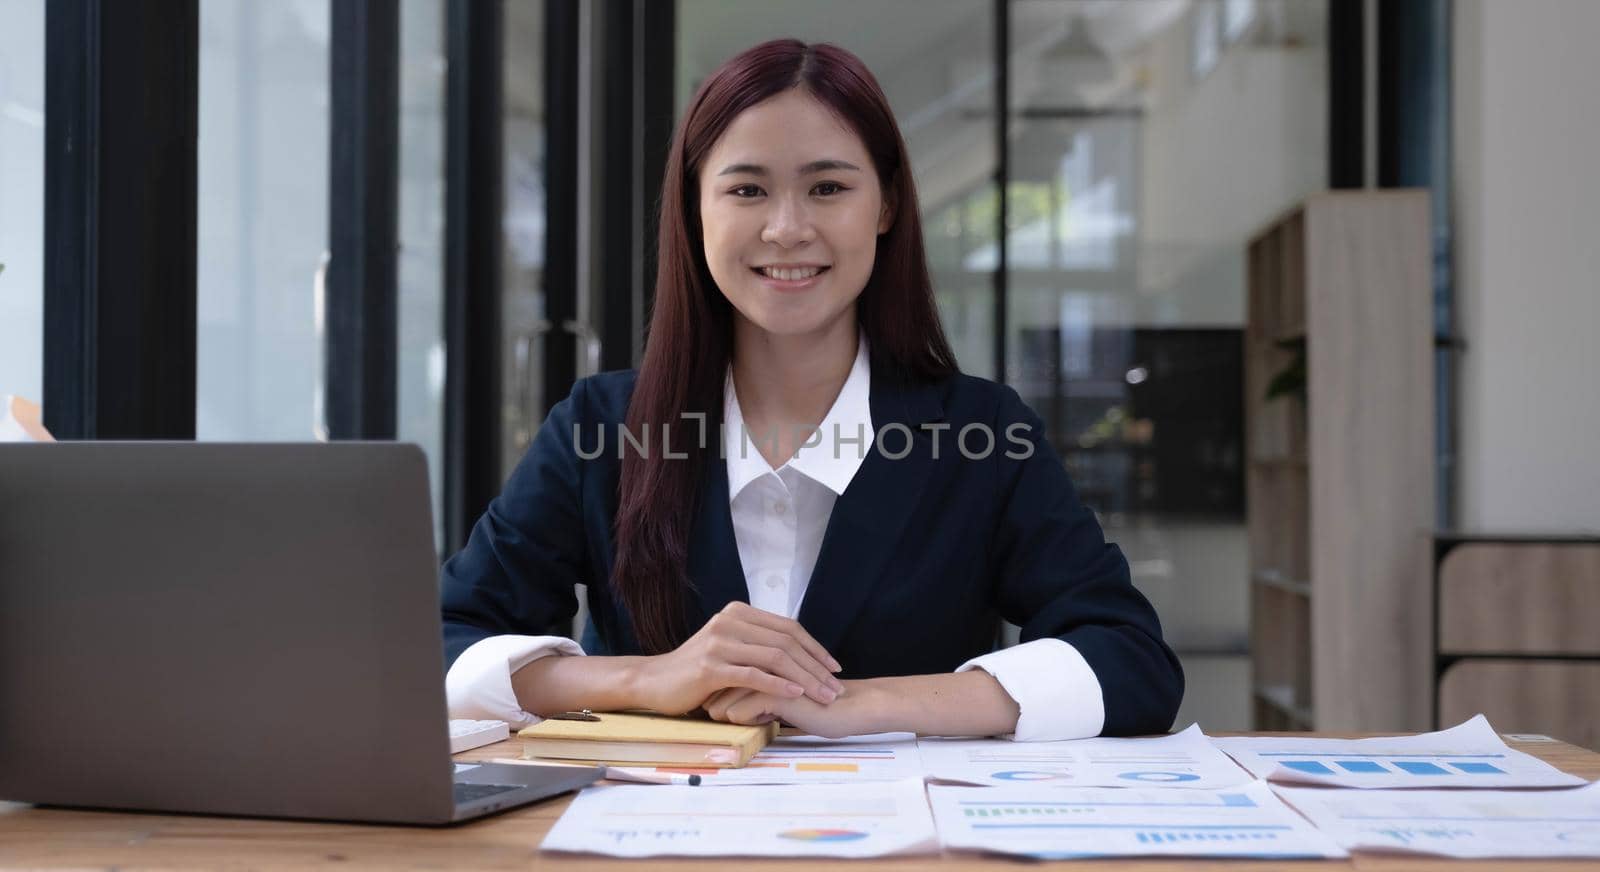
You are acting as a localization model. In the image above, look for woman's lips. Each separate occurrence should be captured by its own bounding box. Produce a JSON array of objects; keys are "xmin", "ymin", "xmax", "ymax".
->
[{"xmin": 751, "ymin": 265, "xmax": 830, "ymax": 291}]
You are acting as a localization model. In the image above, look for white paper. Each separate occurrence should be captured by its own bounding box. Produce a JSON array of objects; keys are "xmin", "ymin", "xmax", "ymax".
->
[
  {"xmin": 1274, "ymin": 781, "xmax": 1600, "ymax": 858},
  {"xmin": 540, "ymin": 777, "xmax": 939, "ymax": 858},
  {"xmin": 917, "ymin": 724, "xmax": 1250, "ymax": 790},
  {"xmin": 928, "ymin": 779, "xmax": 1346, "ymax": 860},
  {"xmin": 607, "ymin": 732, "xmax": 922, "ymax": 786},
  {"xmin": 1212, "ymin": 715, "xmax": 1588, "ymax": 789}
]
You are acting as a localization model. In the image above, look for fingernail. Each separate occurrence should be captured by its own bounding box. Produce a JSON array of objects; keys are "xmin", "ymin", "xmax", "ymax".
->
[
  {"xmin": 828, "ymin": 659, "xmax": 842, "ymax": 672},
  {"xmin": 818, "ymin": 687, "xmax": 837, "ymax": 703},
  {"xmin": 832, "ymin": 682, "xmax": 846, "ymax": 697},
  {"xmin": 786, "ymin": 683, "xmax": 804, "ymax": 696}
]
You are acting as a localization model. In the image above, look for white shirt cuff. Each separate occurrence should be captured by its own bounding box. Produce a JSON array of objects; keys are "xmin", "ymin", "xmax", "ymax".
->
[
  {"xmin": 957, "ymin": 637, "xmax": 1105, "ymax": 741},
  {"xmin": 445, "ymin": 634, "xmax": 585, "ymax": 729}
]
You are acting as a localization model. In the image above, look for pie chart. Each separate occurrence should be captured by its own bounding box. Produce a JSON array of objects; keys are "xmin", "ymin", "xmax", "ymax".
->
[
  {"xmin": 779, "ymin": 828, "xmax": 869, "ymax": 842},
  {"xmin": 991, "ymin": 770, "xmax": 1071, "ymax": 781},
  {"xmin": 1118, "ymin": 771, "xmax": 1201, "ymax": 783}
]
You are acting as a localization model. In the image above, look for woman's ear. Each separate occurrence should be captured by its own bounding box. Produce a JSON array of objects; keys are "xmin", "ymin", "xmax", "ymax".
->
[{"xmin": 878, "ymin": 189, "xmax": 897, "ymax": 235}]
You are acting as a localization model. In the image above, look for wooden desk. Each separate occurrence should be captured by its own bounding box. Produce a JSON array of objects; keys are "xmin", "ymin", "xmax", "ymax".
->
[{"xmin": 2, "ymin": 733, "xmax": 1596, "ymax": 870}]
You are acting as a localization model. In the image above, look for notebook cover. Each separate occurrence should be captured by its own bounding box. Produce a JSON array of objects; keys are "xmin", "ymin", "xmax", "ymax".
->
[{"xmin": 517, "ymin": 713, "xmax": 778, "ymax": 767}]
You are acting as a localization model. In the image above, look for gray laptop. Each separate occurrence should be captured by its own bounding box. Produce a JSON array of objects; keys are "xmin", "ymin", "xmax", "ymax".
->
[{"xmin": 0, "ymin": 442, "xmax": 602, "ymax": 825}]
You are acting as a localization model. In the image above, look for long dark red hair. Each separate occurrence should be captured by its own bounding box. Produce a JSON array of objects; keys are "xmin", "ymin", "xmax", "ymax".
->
[{"xmin": 612, "ymin": 39, "xmax": 959, "ymax": 654}]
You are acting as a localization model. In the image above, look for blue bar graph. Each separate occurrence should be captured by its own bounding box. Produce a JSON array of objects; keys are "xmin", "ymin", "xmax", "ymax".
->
[
  {"xmin": 1278, "ymin": 756, "xmax": 1512, "ymax": 777},
  {"xmin": 1259, "ymin": 752, "xmax": 1507, "ymax": 758},
  {"xmin": 1132, "ymin": 829, "xmax": 1282, "ymax": 844},
  {"xmin": 1281, "ymin": 761, "xmax": 1335, "ymax": 775}
]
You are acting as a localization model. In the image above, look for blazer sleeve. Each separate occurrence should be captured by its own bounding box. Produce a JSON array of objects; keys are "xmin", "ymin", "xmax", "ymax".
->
[
  {"xmin": 988, "ymin": 385, "xmax": 1184, "ymax": 735},
  {"xmin": 439, "ymin": 379, "xmax": 591, "ymax": 670}
]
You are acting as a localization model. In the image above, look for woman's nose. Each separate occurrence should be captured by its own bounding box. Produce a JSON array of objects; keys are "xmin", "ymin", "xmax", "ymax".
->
[{"xmin": 760, "ymin": 197, "xmax": 816, "ymax": 247}]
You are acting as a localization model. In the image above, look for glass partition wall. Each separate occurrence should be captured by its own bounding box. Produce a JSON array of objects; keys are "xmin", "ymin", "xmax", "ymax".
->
[
  {"xmin": 196, "ymin": 0, "xmax": 331, "ymax": 443},
  {"xmin": 398, "ymin": 0, "xmax": 450, "ymax": 551},
  {"xmin": 195, "ymin": 0, "xmax": 478, "ymax": 555},
  {"xmin": 0, "ymin": 0, "xmax": 45, "ymax": 403},
  {"xmin": 502, "ymin": 0, "xmax": 548, "ymax": 473}
]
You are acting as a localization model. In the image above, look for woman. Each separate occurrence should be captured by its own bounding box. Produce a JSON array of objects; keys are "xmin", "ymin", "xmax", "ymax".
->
[{"xmin": 441, "ymin": 39, "xmax": 1182, "ymax": 740}]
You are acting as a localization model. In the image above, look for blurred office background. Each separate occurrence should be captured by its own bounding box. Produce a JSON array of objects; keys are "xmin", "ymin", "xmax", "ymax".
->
[{"xmin": 3, "ymin": 0, "xmax": 1595, "ymax": 734}]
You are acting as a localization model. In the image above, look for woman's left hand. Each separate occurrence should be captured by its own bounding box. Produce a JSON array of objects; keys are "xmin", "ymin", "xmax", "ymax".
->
[{"xmin": 702, "ymin": 681, "xmax": 882, "ymax": 739}]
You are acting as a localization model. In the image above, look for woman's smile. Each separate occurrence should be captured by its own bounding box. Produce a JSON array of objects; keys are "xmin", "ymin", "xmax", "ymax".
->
[{"xmin": 751, "ymin": 263, "xmax": 832, "ymax": 291}]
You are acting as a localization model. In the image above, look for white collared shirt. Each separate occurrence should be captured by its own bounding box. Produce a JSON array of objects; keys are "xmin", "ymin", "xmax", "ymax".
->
[
  {"xmin": 721, "ymin": 335, "xmax": 875, "ymax": 621},
  {"xmin": 445, "ymin": 337, "xmax": 1106, "ymax": 740}
]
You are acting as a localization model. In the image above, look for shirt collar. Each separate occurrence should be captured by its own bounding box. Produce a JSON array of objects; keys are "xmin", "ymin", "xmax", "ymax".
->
[{"xmin": 723, "ymin": 335, "xmax": 875, "ymax": 502}]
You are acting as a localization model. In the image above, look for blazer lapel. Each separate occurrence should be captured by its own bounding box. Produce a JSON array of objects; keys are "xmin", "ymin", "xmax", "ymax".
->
[
  {"xmin": 798, "ymin": 376, "xmax": 945, "ymax": 659},
  {"xmin": 686, "ymin": 448, "xmax": 750, "ymax": 621}
]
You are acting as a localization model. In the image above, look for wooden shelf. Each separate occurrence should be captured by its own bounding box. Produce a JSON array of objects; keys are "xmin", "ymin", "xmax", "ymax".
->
[{"xmin": 1246, "ymin": 190, "xmax": 1434, "ymax": 732}]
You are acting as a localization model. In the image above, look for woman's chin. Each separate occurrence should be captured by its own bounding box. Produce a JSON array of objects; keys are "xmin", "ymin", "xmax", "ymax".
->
[{"xmin": 737, "ymin": 305, "xmax": 855, "ymax": 342}]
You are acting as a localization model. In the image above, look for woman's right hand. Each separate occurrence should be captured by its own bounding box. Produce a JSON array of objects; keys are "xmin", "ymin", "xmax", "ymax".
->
[{"xmin": 629, "ymin": 602, "xmax": 846, "ymax": 715}]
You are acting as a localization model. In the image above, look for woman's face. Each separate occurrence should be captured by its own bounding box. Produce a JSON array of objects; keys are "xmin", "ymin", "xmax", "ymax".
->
[{"xmin": 698, "ymin": 88, "xmax": 892, "ymax": 342}]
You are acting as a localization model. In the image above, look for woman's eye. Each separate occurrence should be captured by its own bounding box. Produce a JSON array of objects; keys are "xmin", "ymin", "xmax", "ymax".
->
[
  {"xmin": 730, "ymin": 184, "xmax": 763, "ymax": 198},
  {"xmin": 813, "ymin": 182, "xmax": 847, "ymax": 196}
]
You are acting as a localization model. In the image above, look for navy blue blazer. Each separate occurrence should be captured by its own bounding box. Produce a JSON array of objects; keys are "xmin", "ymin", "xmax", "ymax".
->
[{"xmin": 440, "ymin": 366, "xmax": 1184, "ymax": 736}]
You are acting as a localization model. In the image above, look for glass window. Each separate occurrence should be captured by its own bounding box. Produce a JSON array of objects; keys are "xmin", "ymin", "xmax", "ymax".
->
[
  {"xmin": 677, "ymin": 0, "xmax": 998, "ymax": 378},
  {"xmin": 196, "ymin": 0, "xmax": 331, "ymax": 441},
  {"xmin": 1192, "ymin": 1, "xmax": 1222, "ymax": 79},
  {"xmin": 503, "ymin": 0, "xmax": 547, "ymax": 472},
  {"xmin": 1225, "ymin": 0, "xmax": 1259, "ymax": 43},
  {"xmin": 1008, "ymin": 0, "xmax": 1328, "ymax": 730},
  {"xmin": 0, "ymin": 0, "xmax": 45, "ymax": 403},
  {"xmin": 399, "ymin": 0, "xmax": 449, "ymax": 552}
]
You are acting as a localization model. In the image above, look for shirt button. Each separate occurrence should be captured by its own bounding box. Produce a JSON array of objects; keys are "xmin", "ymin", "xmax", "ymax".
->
[
  {"xmin": 766, "ymin": 573, "xmax": 783, "ymax": 590},
  {"xmin": 772, "ymin": 500, "xmax": 788, "ymax": 516}
]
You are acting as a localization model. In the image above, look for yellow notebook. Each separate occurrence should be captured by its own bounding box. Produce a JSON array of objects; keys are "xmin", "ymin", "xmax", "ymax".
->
[{"xmin": 517, "ymin": 712, "xmax": 779, "ymax": 768}]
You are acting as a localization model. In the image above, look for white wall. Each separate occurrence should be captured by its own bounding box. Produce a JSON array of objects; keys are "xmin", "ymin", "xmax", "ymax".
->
[
  {"xmin": 1138, "ymin": 14, "xmax": 1326, "ymax": 327},
  {"xmin": 1454, "ymin": 0, "xmax": 1600, "ymax": 533}
]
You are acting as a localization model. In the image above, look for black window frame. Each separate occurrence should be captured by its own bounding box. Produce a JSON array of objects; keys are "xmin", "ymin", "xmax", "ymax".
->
[
  {"xmin": 44, "ymin": 0, "xmax": 199, "ymax": 440},
  {"xmin": 327, "ymin": 0, "xmax": 401, "ymax": 442}
]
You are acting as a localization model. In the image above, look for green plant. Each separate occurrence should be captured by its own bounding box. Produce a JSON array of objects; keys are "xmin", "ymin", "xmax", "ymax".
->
[{"xmin": 1265, "ymin": 335, "xmax": 1306, "ymax": 402}]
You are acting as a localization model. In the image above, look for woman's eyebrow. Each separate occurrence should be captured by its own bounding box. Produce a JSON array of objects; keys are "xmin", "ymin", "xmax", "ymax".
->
[{"xmin": 716, "ymin": 159, "xmax": 862, "ymax": 177}]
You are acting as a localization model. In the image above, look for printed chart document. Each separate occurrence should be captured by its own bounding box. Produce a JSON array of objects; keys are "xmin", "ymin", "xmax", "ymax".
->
[
  {"xmin": 541, "ymin": 778, "xmax": 938, "ymax": 858},
  {"xmin": 927, "ymin": 780, "xmax": 1346, "ymax": 860},
  {"xmin": 1274, "ymin": 781, "xmax": 1600, "ymax": 858},
  {"xmin": 608, "ymin": 732, "xmax": 921, "ymax": 786},
  {"xmin": 1212, "ymin": 715, "xmax": 1587, "ymax": 789},
  {"xmin": 917, "ymin": 724, "xmax": 1249, "ymax": 789}
]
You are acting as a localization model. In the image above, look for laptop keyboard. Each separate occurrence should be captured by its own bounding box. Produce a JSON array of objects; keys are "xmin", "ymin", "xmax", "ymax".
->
[{"xmin": 453, "ymin": 782, "xmax": 524, "ymax": 804}]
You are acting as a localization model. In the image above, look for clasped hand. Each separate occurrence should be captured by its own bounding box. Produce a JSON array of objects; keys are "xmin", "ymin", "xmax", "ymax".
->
[{"xmin": 631, "ymin": 602, "xmax": 845, "ymax": 720}]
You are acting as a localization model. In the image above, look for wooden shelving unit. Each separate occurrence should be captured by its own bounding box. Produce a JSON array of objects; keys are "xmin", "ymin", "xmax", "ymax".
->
[{"xmin": 1245, "ymin": 190, "xmax": 1435, "ymax": 732}]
